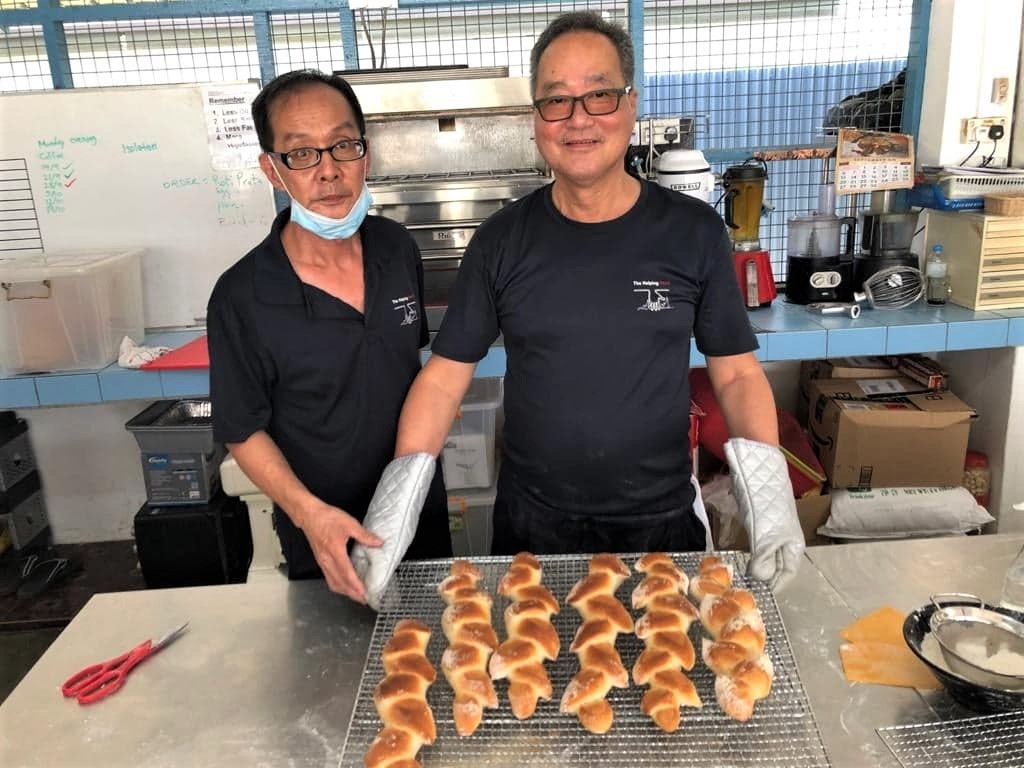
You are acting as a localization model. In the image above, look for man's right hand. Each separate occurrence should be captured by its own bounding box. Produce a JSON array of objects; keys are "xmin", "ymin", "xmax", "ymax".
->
[{"xmin": 299, "ymin": 502, "xmax": 383, "ymax": 603}]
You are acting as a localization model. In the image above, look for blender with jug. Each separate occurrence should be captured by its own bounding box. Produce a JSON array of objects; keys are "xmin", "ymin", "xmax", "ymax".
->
[
  {"xmin": 784, "ymin": 184, "xmax": 856, "ymax": 304},
  {"xmin": 723, "ymin": 159, "xmax": 776, "ymax": 308}
]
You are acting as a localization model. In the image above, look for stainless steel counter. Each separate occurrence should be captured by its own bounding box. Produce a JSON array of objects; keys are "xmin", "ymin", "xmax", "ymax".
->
[{"xmin": 2, "ymin": 534, "xmax": 1022, "ymax": 768}]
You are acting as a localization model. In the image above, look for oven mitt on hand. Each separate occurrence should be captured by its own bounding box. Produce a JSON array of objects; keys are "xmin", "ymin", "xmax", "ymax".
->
[
  {"xmin": 351, "ymin": 453, "xmax": 435, "ymax": 610},
  {"xmin": 724, "ymin": 437, "xmax": 805, "ymax": 592}
]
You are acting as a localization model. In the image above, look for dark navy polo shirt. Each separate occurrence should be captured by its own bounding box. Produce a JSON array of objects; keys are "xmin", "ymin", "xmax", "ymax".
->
[
  {"xmin": 432, "ymin": 180, "xmax": 758, "ymax": 517},
  {"xmin": 208, "ymin": 208, "xmax": 437, "ymax": 539}
]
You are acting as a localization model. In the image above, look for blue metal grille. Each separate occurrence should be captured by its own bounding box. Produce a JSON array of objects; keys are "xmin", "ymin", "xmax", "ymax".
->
[
  {"xmin": 345, "ymin": 1, "xmax": 625, "ymax": 73},
  {"xmin": 270, "ymin": 12, "xmax": 346, "ymax": 73},
  {"xmin": 0, "ymin": 0, "xmax": 920, "ymax": 277},
  {"xmin": 62, "ymin": 16, "xmax": 259, "ymax": 87}
]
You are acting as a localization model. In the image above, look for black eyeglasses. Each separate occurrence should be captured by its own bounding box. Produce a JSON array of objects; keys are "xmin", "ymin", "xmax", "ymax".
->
[
  {"xmin": 274, "ymin": 138, "xmax": 367, "ymax": 170},
  {"xmin": 533, "ymin": 86, "xmax": 632, "ymax": 122}
]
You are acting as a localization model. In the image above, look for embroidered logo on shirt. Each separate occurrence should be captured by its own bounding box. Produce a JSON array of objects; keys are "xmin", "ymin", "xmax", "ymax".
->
[
  {"xmin": 392, "ymin": 294, "xmax": 418, "ymax": 326},
  {"xmin": 633, "ymin": 280, "xmax": 673, "ymax": 312}
]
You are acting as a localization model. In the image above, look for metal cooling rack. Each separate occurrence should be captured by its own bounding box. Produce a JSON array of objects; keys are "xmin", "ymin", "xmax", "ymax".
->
[
  {"xmin": 339, "ymin": 552, "xmax": 831, "ymax": 768},
  {"xmin": 878, "ymin": 711, "xmax": 1024, "ymax": 768}
]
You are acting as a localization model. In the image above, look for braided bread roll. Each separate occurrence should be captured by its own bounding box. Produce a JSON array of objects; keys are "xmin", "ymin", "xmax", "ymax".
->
[
  {"xmin": 696, "ymin": 582, "xmax": 773, "ymax": 721},
  {"xmin": 560, "ymin": 553, "xmax": 633, "ymax": 734},
  {"xmin": 438, "ymin": 560, "xmax": 499, "ymax": 736},
  {"xmin": 488, "ymin": 552, "xmax": 561, "ymax": 719},
  {"xmin": 688, "ymin": 554, "xmax": 734, "ymax": 603},
  {"xmin": 631, "ymin": 553, "xmax": 702, "ymax": 732},
  {"xmin": 365, "ymin": 619, "xmax": 437, "ymax": 768}
]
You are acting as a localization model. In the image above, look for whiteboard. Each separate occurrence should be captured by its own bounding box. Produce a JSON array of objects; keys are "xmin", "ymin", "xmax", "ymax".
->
[{"xmin": 0, "ymin": 82, "xmax": 276, "ymax": 329}]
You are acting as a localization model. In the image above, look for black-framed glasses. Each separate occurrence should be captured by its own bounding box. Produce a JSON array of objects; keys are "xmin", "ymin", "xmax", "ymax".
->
[
  {"xmin": 533, "ymin": 86, "xmax": 632, "ymax": 122},
  {"xmin": 275, "ymin": 138, "xmax": 367, "ymax": 170}
]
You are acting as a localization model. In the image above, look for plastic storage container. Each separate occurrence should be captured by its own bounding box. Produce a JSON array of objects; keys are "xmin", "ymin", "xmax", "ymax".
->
[
  {"xmin": 0, "ymin": 250, "xmax": 144, "ymax": 376},
  {"xmin": 441, "ymin": 377, "xmax": 502, "ymax": 490},
  {"xmin": 126, "ymin": 399, "xmax": 225, "ymax": 505},
  {"xmin": 447, "ymin": 477, "xmax": 496, "ymax": 557},
  {"xmin": 1001, "ymin": 544, "xmax": 1024, "ymax": 613}
]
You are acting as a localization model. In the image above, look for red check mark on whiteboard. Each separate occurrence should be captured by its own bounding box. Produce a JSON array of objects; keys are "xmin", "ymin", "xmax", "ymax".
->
[{"xmin": 65, "ymin": 178, "xmax": 77, "ymax": 188}]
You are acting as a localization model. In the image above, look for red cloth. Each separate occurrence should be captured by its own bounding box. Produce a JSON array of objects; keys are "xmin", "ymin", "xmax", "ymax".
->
[{"xmin": 689, "ymin": 368, "xmax": 824, "ymax": 497}]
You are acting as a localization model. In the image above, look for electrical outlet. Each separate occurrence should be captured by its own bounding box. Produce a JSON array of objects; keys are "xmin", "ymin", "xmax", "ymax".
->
[{"xmin": 961, "ymin": 116, "xmax": 1009, "ymax": 143}]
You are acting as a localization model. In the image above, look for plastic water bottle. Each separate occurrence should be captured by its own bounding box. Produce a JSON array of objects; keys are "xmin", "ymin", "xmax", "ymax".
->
[
  {"xmin": 925, "ymin": 244, "xmax": 950, "ymax": 305},
  {"xmin": 1000, "ymin": 544, "xmax": 1024, "ymax": 613}
]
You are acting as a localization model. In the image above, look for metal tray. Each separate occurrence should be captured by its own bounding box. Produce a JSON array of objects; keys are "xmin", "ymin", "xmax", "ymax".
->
[
  {"xmin": 878, "ymin": 710, "xmax": 1024, "ymax": 768},
  {"xmin": 339, "ymin": 552, "xmax": 830, "ymax": 767},
  {"xmin": 152, "ymin": 399, "xmax": 212, "ymax": 427}
]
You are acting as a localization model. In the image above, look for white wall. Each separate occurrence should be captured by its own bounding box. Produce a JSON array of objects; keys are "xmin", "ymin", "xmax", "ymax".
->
[
  {"xmin": 917, "ymin": 0, "xmax": 1024, "ymax": 531},
  {"xmin": 23, "ymin": 402, "xmax": 150, "ymax": 543},
  {"xmin": 918, "ymin": 0, "xmax": 1022, "ymax": 168}
]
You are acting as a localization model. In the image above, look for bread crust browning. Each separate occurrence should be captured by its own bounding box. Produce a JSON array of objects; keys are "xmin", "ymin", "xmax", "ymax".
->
[
  {"xmin": 631, "ymin": 554, "xmax": 702, "ymax": 732},
  {"xmin": 693, "ymin": 560, "xmax": 774, "ymax": 722},
  {"xmin": 438, "ymin": 560, "xmax": 498, "ymax": 736},
  {"xmin": 489, "ymin": 553, "xmax": 561, "ymax": 720},
  {"xmin": 560, "ymin": 553, "xmax": 634, "ymax": 733},
  {"xmin": 366, "ymin": 620, "xmax": 437, "ymax": 768}
]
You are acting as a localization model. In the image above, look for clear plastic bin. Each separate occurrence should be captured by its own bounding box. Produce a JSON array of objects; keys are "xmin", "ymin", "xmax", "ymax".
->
[
  {"xmin": 447, "ymin": 479, "xmax": 496, "ymax": 557},
  {"xmin": 441, "ymin": 377, "xmax": 501, "ymax": 490},
  {"xmin": 0, "ymin": 249, "xmax": 144, "ymax": 375}
]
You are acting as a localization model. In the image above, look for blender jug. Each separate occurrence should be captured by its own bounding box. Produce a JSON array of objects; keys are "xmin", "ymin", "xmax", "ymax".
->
[{"xmin": 723, "ymin": 160, "xmax": 768, "ymax": 250}]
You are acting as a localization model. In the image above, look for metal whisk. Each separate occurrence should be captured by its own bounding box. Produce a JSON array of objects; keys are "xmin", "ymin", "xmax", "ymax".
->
[{"xmin": 854, "ymin": 266, "xmax": 925, "ymax": 309}]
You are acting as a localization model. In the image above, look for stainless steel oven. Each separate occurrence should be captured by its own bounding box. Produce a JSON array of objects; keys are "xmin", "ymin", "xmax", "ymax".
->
[{"xmin": 351, "ymin": 70, "xmax": 550, "ymax": 330}]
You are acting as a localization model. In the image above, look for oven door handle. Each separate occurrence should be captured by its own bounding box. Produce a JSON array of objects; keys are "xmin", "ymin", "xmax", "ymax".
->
[{"xmin": 402, "ymin": 220, "xmax": 483, "ymax": 231}]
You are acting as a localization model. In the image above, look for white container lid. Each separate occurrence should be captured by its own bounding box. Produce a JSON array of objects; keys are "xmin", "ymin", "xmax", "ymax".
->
[
  {"xmin": 654, "ymin": 149, "xmax": 711, "ymax": 173},
  {"xmin": 0, "ymin": 249, "xmax": 142, "ymax": 281}
]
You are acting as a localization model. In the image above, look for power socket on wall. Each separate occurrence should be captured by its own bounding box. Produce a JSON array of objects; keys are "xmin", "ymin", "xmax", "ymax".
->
[{"xmin": 961, "ymin": 116, "xmax": 1009, "ymax": 144}]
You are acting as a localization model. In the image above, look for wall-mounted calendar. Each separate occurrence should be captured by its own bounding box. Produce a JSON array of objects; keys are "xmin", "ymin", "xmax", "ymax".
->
[{"xmin": 835, "ymin": 128, "xmax": 915, "ymax": 195}]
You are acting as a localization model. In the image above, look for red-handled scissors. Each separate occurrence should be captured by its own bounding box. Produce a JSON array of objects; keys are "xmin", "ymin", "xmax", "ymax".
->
[{"xmin": 61, "ymin": 622, "xmax": 188, "ymax": 705}]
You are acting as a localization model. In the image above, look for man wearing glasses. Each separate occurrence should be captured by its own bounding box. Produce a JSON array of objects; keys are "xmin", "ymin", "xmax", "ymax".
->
[
  {"xmin": 361, "ymin": 11, "xmax": 805, "ymax": 603},
  {"xmin": 207, "ymin": 70, "xmax": 451, "ymax": 603}
]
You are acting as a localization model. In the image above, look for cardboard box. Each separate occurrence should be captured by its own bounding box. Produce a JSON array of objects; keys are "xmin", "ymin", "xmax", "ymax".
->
[
  {"xmin": 806, "ymin": 377, "xmax": 976, "ymax": 489},
  {"xmin": 797, "ymin": 357, "xmax": 897, "ymax": 425},
  {"xmin": 711, "ymin": 491, "xmax": 832, "ymax": 550},
  {"xmin": 890, "ymin": 354, "xmax": 949, "ymax": 390}
]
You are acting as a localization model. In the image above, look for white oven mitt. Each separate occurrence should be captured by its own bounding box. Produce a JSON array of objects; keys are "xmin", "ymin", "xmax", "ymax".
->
[
  {"xmin": 351, "ymin": 453, "xmax": 435, "ymax": 610},
  {"xmin": 724, "ymin": 438, "xmax": 805, "ymax": 592}
]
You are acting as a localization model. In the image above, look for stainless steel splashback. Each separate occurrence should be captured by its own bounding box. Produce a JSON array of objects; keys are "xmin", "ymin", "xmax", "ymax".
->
[
  {"xmin": 353, "ymin": 75, "xmax": 545, "ymax": 179},
  {"xmin": 365, "ymin": 115, "xmax": 540, "ymax": 177}
]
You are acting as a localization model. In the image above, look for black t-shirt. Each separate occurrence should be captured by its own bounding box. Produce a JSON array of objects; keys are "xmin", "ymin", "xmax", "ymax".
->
[
  {"xmin": 432, "ymin": 180, "xmax": 757, "ymax": 516},
  {"xmin": 208, "ymin": 209, "xmax": 448, "ymax": 571}
]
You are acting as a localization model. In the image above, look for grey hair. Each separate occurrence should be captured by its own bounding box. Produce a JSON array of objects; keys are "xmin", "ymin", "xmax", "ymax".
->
[{"xmin": 529, "ymin": 11, "xmax": 635, "ymax": 96}]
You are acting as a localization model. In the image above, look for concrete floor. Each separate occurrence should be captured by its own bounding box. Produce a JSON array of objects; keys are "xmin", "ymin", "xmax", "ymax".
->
[{"xmin": 0, "ymin": 628, "xmax": 61, "ymax": 704}]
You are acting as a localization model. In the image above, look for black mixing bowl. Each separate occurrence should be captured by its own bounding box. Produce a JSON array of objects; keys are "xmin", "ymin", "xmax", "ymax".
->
[{"xmin": 903, "ymin": 599, "xmax": 1024, "ymax": 714}]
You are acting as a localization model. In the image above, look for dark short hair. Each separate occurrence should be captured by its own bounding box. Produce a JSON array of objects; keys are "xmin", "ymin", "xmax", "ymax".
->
[
  {"xmin": 251, "ymin": 69, "xmax": 366, "ymax": 152},
  {"xmin": 529, "ymin": 11, "xmax": 635, "ymax": 96}
]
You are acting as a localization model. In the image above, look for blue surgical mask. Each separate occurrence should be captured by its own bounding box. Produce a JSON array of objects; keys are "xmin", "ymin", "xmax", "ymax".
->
[{"xmin": 272, "ymin": 161, "xmax": 373, "ymax": 240}]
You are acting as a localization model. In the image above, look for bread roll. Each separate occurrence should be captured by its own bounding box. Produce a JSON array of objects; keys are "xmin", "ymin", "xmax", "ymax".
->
[
  {"xmin": 631, "ymin": 554, "xmax": 702, "ymax": 732},
  {"xmin": 488, "ymin": 552, "xmax": 561, "ymax": 719},
  {"xmin": 694, "ymin": 568, "xmax": 774, "ymax": 722},
  {"xmin": 366, "ymin": 619, "xmax": 437, "ymax": 768},
  {"xmin": 560, "ymin": 553, "xmax": 633, "ymax": 734},
  {"xmin": 688, "ymin": 555, "xmax": 734, "ymax": 602},
  {"xmin": 438, "ymin": 560, "xmax": 499, "ymax": 736}
]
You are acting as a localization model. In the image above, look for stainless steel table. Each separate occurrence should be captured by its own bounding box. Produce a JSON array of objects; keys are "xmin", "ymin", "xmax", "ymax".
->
[{"xmin": 1, "ymin": 534, "xmax": 1022, "ymax": 768}]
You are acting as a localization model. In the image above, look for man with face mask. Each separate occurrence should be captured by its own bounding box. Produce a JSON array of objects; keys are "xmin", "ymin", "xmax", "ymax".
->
[{"xmin": 207, "ymin": 70, "xmax": 452, "ymax": 603}]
